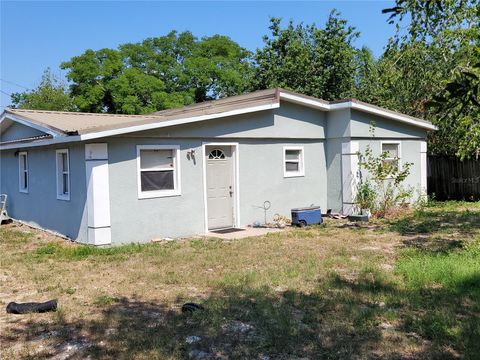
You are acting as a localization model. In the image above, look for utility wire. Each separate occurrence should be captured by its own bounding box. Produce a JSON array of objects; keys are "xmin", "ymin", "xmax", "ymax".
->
[
  {"xmin": 0, "ymin": 89, "xmax": 12, "ymax": 96},
  {"xmin": 0, "ymin": 78, "xmax": 30, "ymax": 90}
]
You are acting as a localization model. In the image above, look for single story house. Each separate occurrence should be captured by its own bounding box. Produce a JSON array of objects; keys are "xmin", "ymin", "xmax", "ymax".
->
[{"xmin": 0, "ymin": 88, "xmax": 435, "ymax": 245}]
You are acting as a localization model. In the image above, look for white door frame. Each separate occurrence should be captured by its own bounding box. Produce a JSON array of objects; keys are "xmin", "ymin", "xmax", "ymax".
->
[{"xmin": 202, "ymin": 142, "xmax": 240, "ymax": 233}]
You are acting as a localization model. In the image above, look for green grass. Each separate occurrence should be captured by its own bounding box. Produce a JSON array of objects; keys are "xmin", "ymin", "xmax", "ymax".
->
[
  {"xmin": 1, "ymin": 201, "xmax": 480, "ymax": 359},
  {"xmin": 397, "ymin": 241, "xmax": 480, "ymax": 294},
  {"xmin": 93, "ymin": 295, "xmax": 120, "ymax": 306}
]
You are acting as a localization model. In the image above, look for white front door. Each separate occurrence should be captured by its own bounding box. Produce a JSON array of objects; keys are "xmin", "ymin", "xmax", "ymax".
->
[{"xmin": 206, "ymin": 145, "xmax": 234, "ymax": 230}]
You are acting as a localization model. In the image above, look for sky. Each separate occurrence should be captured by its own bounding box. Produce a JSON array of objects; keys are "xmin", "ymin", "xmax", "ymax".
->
[{"xmin": 0, "ymin": 1, "xmax": 396, "ymax": 111}]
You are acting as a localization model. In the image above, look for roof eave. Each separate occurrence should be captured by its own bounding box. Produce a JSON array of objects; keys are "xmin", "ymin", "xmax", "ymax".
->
[
  {"xmin": 0, "ymin": 101, "xmax": 280, "ymax": 150},
  {"xmin": 278, "ymin": 91, "xmax": 436, "ymax": 131},
  {"xmin": 1, "ymin": 110, "xmax": 67, "ymax": 137}
]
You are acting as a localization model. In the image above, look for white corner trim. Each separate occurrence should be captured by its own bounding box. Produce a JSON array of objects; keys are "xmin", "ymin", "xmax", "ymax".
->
[
  {"xmin": 341, "ymin": 141, "xmax": 359, "ymax": 155},
  {"xmin": 136, "ymin": 145, "xmax": 182, "ymax": 199},
  {"xmin": 0, "ymin": 112, "xmax": 64, "ymax": 138},
  {"xmin": 87, "ymin": 227, "xmax": 112, "ymax": 246},
  {"xmin": 342, "ymin": 141, "xmax": 360, "ymax": 215},
  {"xmin": 202, "ymin": 142, "xmax": 240, "ymax": 233},
  {"xmin": 279, "ymin": 92, "xmax": 330, "ymax": 110},
  {"xmin": 283, "ymin": 145, "xmax": 305, "ymax": 178},
  {"xmin": 55, "ymin": 149, "xmax": 70, "ymax": 201},
  {"xmin": 420, "ymin": 140, "xmax": 427, "ymax": 195},
  {"xmin": 85, "ymin": 143, "xmax": 112, "ymax": 245},
  {"xmin": 420, "ymin": 140, "xmax": 427, "ymax": 153}
]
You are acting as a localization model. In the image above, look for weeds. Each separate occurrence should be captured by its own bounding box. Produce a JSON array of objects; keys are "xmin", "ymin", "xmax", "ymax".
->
[{"xmin": 1, "ymin": 201, "xmax": 479, "ymax": 359}]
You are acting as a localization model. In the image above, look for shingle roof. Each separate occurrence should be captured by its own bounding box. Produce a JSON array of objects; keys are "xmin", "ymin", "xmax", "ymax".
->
[
  {"xmin": 4, "ymin": 88, "xmax": 279, "ymax": 135},
  {"xmin": 1, "ymin": 87, "xmax": 435, "ymax": 149}
]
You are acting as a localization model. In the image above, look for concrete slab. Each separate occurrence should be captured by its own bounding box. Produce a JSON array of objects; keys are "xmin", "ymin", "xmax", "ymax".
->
[{"xmin": 207, "ymin": 227, "xmax": 284, "ymax": 240}]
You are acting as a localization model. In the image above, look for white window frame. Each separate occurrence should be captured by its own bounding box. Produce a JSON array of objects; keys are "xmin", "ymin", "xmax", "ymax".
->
[
  {"xmin": 136, "ymin": 145, "xmax": 181, "ymax": 199},
  {"xmin": 18, "ymin": 151, "xmax": 28, "ymax": 193},
  {"xmin": 380, "ymin": 141, "xmax": 402, "ymax": 171},
  {"xmin": 56, "ymin": 149, "xmax": 70, "ymax": 201},
  {"xmin": 283, "ymin": 146, "xmax": 305, "ymax": 178}
]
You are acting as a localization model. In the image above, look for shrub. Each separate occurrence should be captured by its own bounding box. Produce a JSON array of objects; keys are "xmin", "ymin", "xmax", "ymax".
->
[{"xmin": 355, "ymin": 125, "xmax": 414, "ymax": 217}]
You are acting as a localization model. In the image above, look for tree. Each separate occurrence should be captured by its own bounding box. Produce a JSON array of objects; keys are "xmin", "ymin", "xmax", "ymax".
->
[
  {"xmin": 429, "ymin": 59, "xmax": 480, "ymax": 159},
  {"xmin": 373, "ymin": 41, "xmax": 454, "ymax": 119},
  {"xmin": 352, "ymin": 47, "xmax": 381, "ymax": 104},
  {"xmin": 60, "ymin": 31, "xmax": 252, "ymax": 114},
  {"xmin": 251, "ymin": 10, "xmax": 359, "ymax": 100},
  {"xmin": 10, "ymin": 69, "xmax": 75, "ymax": 111},
  {"xmin": 382, "ymin": 0, "xmax": 480, "ymax": 158}
]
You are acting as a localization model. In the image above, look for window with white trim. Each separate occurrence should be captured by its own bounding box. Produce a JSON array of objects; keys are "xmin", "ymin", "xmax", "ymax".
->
[
  {"xmin": 18, "ymin": 152, "xmax": 28, "ymax": 193},
  {"xmin": 56, "ymin": 149, "xmax": 70, "ymax": 200},
  {"xmin": 284, "ymin": 146, "xmax": 305, "ymax": 177},
  {"xmin": 381, "ymin": 142, "xmax": 400, "ymax": 171},
  {"xmin": 137, "ymin": 145, "xmax": 181, "ymax": 198}
]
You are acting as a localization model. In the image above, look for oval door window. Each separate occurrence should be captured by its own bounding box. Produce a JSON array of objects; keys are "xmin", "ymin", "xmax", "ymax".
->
[{"xmin": 208, "ymin": 149, "xmax": 226, "ymax": 160}]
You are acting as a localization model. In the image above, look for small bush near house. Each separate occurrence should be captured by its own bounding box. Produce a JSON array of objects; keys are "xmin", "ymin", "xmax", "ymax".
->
[{"xmin": 356, "ymin": 125, "xmax": 414, "ymax": 217}]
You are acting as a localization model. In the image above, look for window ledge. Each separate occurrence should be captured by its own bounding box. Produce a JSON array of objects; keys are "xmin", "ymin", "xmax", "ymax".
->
[
  {"xmin": 284, "ymin": 172, "xmax": 305, "ymax": 178},
  {"xmin": 138, "ymin": 191, "xmax": 181, "ymax": 199},
  {"xmin": 57, "ymin": 195, "xmax": 70, "ymax": 201},
  {"xmin": 19, "ymin": 189, "xmax": 29, "ymax": 194}
]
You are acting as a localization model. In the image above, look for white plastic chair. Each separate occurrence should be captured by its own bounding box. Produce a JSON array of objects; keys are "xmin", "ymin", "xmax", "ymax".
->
[{"xmin": 0, "ymin": 194, "xmax": 9, "ymax": 223}]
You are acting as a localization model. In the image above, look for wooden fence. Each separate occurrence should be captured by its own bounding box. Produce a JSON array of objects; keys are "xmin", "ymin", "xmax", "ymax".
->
[{"xmin": 428, "ymin": 156, "xmax": 480, "ymax": 201}]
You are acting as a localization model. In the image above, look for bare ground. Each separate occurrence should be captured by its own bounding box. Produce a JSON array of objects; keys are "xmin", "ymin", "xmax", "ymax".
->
[{"xmin": 1, "ymin": 203, "xmax": 479, "ymax": 359}]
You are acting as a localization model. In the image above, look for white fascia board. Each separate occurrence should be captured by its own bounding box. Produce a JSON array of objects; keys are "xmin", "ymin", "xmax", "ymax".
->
[
  {"xmin": 349, "ymin": 102, "xmax": 437, "ymax": 131},
  {"xmin": 0, "ymin": 135, "xmax": 81, "ymax": 151},
  {"xmin": 0, "ymin": 112, "xmax": 64, "ymax": 137},
  {"xmin": 279, "ymin": 92, "xmax": 330, "ymax": 110},
  {"xmin": 80, "ymin": 103, "xmax": 280, "ymax": 141},
  {"xmin": 0, "ymin": 103, "xmax": 279, "ymax": 150},
  {"xmin": 280, "ymin": 94, "xmax": 437, "ymax": 131}
]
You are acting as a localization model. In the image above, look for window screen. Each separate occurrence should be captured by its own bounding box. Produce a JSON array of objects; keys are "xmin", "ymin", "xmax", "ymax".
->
[
  {"xmin": 284, "ymin": 148, "xmax": 304, "ymax": 176},
  {"xmin": 138, "ymin": 147, "xmax": 178, "ymax": 196}
]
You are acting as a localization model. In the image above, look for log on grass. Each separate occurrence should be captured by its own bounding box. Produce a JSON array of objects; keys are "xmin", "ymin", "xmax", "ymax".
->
[{"xmin": 6, "ymin": 299, "xmax": 58, "ymax": 314}]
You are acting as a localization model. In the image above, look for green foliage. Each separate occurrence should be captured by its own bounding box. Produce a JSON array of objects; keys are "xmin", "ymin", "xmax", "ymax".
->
[
  {"xmin": 11, "ymin": 69, "xmax": 76, "ymax": 111},
  {"xmin": 94, "ymin": 295, "xmax": 120, "ymax": 306},
  {"xmin": 35, "ymin": 242, "xmax": 146, "ymax": 260},
  {"xmin": 354, "ymin": 180, "xmax": 376, "ymax": 212},
  {"xmin": 382, "ymin": 0, "xmax": 480, "ymax": 158},
  {"xmin": 396, "ymin": 242, "xmax": 480, "ymax": 296},
  {"xmin": 352, "ymin": 47, "xmax": 382, "ymax": 104},
  {"xmin": 60, "ymin": 31, "xmax": 252, "ymax": 113},
  {"xmin": 251, "ymin": 10, "xmax": 360, "ymax": 100},
  {"xmin": 356, "ymin": 125, "xmax": 413, "ymax": 216},
  {"xmin": 429, "ymin": 58, "xmax": 480, "ymax": 159}
]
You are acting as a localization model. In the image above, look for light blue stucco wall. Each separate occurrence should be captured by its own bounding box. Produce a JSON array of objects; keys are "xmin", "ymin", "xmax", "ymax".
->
[
  {"xmin": 131, "ymin": 102, "xmax": 327, "ymax": 139},
  {"xmin": 350, "ymin": 110, "xmax": 428, "ymax": 138},
  {"xmin": 238, "ymin": 140, "xmax": 326, "ymax": 226},
  {"xmin": 0, "ymin": 102, "xmax": 431, "ymax": 244},
  {"xmin": 0, "ymin": 144, "xmax": 88, "ymax": 241},
  {"xmin": 1, "ymin": 122, "xmax": 45, "ymax": 142},
  {"xmin": 102, "ymin": 103, "xmax": 330, "ymax": 244},
  {"xmin": 324, "ymin": 108, "xmax": 428, "ymax": 212},
  {"xmin": 105, "ymin": 137, "xmax": 326, "ymax": 244},
  {"xmin": 357, "ymin": 139, "xmax": 424, "ymax": 194}
]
